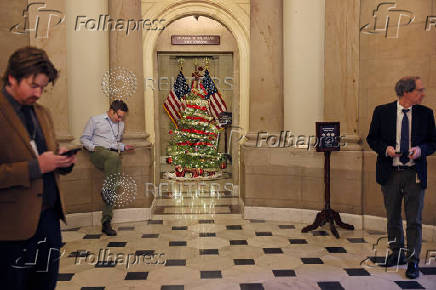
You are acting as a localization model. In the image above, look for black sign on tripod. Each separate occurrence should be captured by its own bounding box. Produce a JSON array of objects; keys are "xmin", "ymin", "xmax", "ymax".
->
[{"xmin": 302, "ymin": 122, "xmax": 354, "ymax": 238}]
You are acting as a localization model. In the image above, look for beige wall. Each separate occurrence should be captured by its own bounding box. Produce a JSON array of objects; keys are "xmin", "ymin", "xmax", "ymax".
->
[
  {"xmin": 283, "ymin": 0, "xmax": 325, "ymax": 137},
  {"xmin": 359, "ymin": 0, "xmax": 436, "ymax": 148},
  {"xmin": 0, "ymin": 0, "xmax": 29, "ymax": 85}
]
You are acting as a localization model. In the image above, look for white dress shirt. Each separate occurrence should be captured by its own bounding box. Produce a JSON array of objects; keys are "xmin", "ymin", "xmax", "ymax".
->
[{"xmin": 80, "ymin": 113, "xmax": 125, "ymax": 151}]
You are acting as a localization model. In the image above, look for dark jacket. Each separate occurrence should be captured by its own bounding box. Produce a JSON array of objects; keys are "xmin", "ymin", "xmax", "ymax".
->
[{"xmin": 367, "ymin": 100, "xmax": 436, "ymax": 189}]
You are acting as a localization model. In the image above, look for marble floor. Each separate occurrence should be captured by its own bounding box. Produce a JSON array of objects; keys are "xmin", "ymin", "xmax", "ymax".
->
[{"xmin": 57, "ymin": 215, "xmax": 436, "ymax": 290}]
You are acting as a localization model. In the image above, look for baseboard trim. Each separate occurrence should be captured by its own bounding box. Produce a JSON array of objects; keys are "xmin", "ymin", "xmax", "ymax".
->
[
  {"xmin": 61, "ymin": 208, "xmax": 152, "ymax": 229},
  {"xmin": 244, "ymin": 206, "xmax": 436, "ymax": 242}
]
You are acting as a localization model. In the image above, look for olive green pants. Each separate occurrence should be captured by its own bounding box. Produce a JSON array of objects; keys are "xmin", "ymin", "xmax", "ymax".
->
[{"xmin": 90, "ymin": 147, "xmax": 121, "ymax": 224}]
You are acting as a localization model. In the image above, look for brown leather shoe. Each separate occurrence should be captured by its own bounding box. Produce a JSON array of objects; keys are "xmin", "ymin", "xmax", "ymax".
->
[{"xmin": 102, "ymin": 221, "xmax": 117, "ymax": 236}]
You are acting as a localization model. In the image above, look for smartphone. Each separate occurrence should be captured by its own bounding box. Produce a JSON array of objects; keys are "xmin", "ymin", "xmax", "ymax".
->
[
  {"xmin": 395, "ymin": 151, "xmax": 401, "ymax": 155},
  {"xmin": 60, "ymin": 148, "xmax": 81, "ymax": 156}
]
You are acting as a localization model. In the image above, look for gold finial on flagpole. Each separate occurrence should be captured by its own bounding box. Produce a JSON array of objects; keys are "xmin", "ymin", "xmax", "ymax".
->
[
  {"xmin": 177, "ymin": 58, "xmax": 185, "ymax": 71},
  {"xmin": 204, "ymin": 57, "xmax": 209, "ymax": 70}
]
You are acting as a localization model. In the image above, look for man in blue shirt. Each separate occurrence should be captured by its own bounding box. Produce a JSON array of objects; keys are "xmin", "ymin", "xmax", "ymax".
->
[{"xmin": 80, "ymin": 100, "xmax": 134, "ymax": 235}]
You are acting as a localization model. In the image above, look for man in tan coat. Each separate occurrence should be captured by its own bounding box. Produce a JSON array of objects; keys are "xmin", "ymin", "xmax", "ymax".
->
[{"xmin": 0, "ymin": 47, "xmax": 76, "ymax": 289}]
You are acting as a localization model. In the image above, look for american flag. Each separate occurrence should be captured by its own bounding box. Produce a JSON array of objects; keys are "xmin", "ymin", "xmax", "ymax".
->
[
  {"xmin": 202, "ymin": 69, "xmax": 228, "ymax": 121},
  {"xmin": 163, "ymin": 71, "xmax": 190, "ymax": 127}
]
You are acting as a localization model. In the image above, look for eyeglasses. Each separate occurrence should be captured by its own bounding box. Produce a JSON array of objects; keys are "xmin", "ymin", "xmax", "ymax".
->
[{"xmin": 415, "ymin": 88, "xmax": 426, "ymax": 93}]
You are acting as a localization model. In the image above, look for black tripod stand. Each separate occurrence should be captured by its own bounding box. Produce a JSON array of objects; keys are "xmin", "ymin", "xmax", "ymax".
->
[{"xmin": 301, "ymin": 151, "xmax": 354, "ymax": 238}]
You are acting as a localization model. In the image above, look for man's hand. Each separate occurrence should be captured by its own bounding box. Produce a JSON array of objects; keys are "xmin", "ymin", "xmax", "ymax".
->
[
  {"xmin": 37, "ymin": 151, "xmax": 75, "ymax": 174},
  {"xmin": 125, "ymin": 145, "xmax": 135, "ymax": 151},
  {"xmin": 409, "ymin": 146, "xmax": 421, "ymax": 160},
  {"xmin": 386, "ymin": 146, "xmax": 401, "ymax": 158},
  {"xmin": 58, "ymin": 147, "xmax": 78, "ymax": 163}
]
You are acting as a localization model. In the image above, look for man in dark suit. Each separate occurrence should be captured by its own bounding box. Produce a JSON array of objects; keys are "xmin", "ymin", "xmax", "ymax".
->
[
  {"xmin": 0, "ymin": 47, "xmax": 76, "ymax": 289},
  {"xmin": 367, "ymin": 76, "xmax": 436, "ymax": 279}
]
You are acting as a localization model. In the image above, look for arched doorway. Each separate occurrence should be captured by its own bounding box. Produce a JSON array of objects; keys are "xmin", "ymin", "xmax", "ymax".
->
[{"xmin": 142, "ymin": 1, "xmax": 250, "ymax": 196}]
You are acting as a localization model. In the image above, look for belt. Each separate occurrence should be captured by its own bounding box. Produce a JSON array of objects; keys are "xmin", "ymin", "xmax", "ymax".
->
[{"xmin": 392, "ymin": 165, "xmax": 416, "ymax": 171}]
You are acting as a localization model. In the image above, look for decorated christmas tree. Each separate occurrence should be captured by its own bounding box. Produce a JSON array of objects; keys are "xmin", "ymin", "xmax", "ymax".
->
[{"xmin": 166, "ymin": 66, "xmax": 224, "ymax": 179}]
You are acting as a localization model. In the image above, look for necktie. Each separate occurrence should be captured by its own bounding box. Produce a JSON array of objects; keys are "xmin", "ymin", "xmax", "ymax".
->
[
  {"xmin": 21, "ymin": 106, "xmax": 35, "ymax": 138},
  {"xmin": 400, "ymin": 108, "xmax": 410, "ymax": 164}
]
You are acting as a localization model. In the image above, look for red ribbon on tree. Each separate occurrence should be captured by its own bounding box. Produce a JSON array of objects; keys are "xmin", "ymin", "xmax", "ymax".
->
[
  {"xmin": 181, "ymin": 128, "xmax": 217, "ymax": 136},
  {"xmin": 187, "ymin": 104, "xmax": 207, "ymax": 111},
  {"xmin": 177, "ymin": 141, "xmax": 214, "ymax": 146},
  {"xmin": 186, "ymin": 116, "xmax": 209, "ymax": 123}
]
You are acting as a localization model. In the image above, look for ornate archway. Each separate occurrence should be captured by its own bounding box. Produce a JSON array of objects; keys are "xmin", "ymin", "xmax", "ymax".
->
[{"xmin": 141, "ymin": 0, "xmax": 250, "ymax": 183}]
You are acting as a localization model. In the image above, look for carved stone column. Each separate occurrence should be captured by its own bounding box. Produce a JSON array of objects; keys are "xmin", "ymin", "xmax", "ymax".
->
[
  {"xmin": 108, "ymin": 0, "xmax": 149, "ymax": 146},
  {"xmin": 249, "ymin": 0, "xmax": 284, "ymax": 136}
]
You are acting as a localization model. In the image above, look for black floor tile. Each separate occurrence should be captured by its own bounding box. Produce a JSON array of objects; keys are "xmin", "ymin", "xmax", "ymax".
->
[
  {"xmin": 125, "ymin": 272, "xmax": 148, "ymax": 280},
  {"xmin": 230, "ymin": 240, "xmax": 248, "ymax": 245},
  {"xmin": 142, "ymin": 234, "xmax": 159, "ymax": 238},
  {"xmin": 394, "ymin": 281, "xmax": 425, "ymax": 289},
  {"xmin": 83, "ymin": 234, "xmax": 101, "ymax": 239},
  {"xmin": 148, "ymin": 220, "xmax": 163, "ymax": 224},
  {"xmin": 135, "ymin": 250, "xmax": 155, "ymax": 256},
  {"xmin": 61, "ymin": 242, "xmax": 66, "ymax": 248},
  {"xmin": 68, "ymin": 250, "xmax": 90, "ymax": 258},
  {"xmin": 263, "ymin": 248, "xmax": 283, "ymax": 254},
  {"xmin": 255, "ymin": 232, "xmax": 272, "ymax": 236},
  {"xmin": 227, "ymin": 225, "xmax": 242, "ymax": 230},
  {"xmin": 249, "ymin": 219, "xmax": 265, "ymax": 223},
  {"xmin": 279, "ymin": 225, "xmax": 295, "ymax": 229},
  {"xmin": 62, "ymin": 227, "xmax": 80, "ymax": 232},
  {"xmin": 165, "ymin": 259, "xmax": 186, "ymax": 266},
  {"xmin": 240, "ymin": 283, "xmax": 264, "ymax": 290},
  {"xmin": 200, "ymin": 270, "xmax": 222, "ymax": 279},
  {"xmin": 107, "ymin": 242, "xmax": 126, "ymax": 247},
  {"xmin": 57, "ymin": 273, "xmax": 74, "ymax": 281},
  {"xmin": 317, "ymin": 281, "xmax": 344, "ymax": 290},
  {"xmin": 172, "ymin": 226, "xmax": 188, "ymax": 230},
  {"xmin": 347, "ymin": 238, "xmax": 366, "ymax": 243},
  {"xmin": 312, "ymin": 231, "xmax": 329, "ymax": 236},
  {"xmin": 420, "ymin": 267, "xmax": 436, "ymax": 275},
  {"xmin": 161, "ymin": 286, "xmax": 184, "ymax": 290},
  {"xmin": 81, "ymin": 288, "xmax": 105, "ymax": 290},
  {"xmin": 199, "ymin": 219, "xmax": 215, "ymax": 224},
  {"xmin": 325, "ymin": 247, "xmax": 347, "ymax": 253},
  {"xmin": 369, "ymin": 256, "xmax": 388, "ymax": 264},
  {"xmin": 272, "ymin": 269, "xmax": 296, "ymax": 277},
  {"xmin": 199, "ymin": 232, "xmax": 216, "ymax": 237},
  {"xmin": 344, "ymin": 268, "xmax": 370, "ymax": 276},
  {"xmin": 289, "ymin": 239, "xmax": 307, "ymax": 244},
  {"xmin": 301, "ymin": 258, "xmax": 323, "ymax": 264},
  {"xmin": 118, "ymin": 226, "xmax": 135, "ymax": 231},
  {"xmin": 95, "ymin": 261, "xmax": 117, "ymax": 268},
  {"xmin": 200, "ymin": 249, "xmax": 219, "ymax": 255},
  {"xmin": 234, "ymin": 259, "xmax": 255, "ymax": 265},
  {"xmin": 169, "ymin": 241, "xmax": 187, "ymax": 247},
  {"xmin": 367, "ymin": 230, "xmax": 386, "ymax": 235}
]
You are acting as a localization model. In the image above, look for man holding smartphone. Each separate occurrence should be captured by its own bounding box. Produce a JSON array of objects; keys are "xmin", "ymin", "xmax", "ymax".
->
[
  {"xmin": 0, "ymin": 47, "xmax": 76, "ymax": 289},
  {"xmin": 367, "ymin": 76, "xmax": 436, "ymax": 279},
  {"xmin": 80, "ymin": 100, "xmax": 134, "ymax": 236}
]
